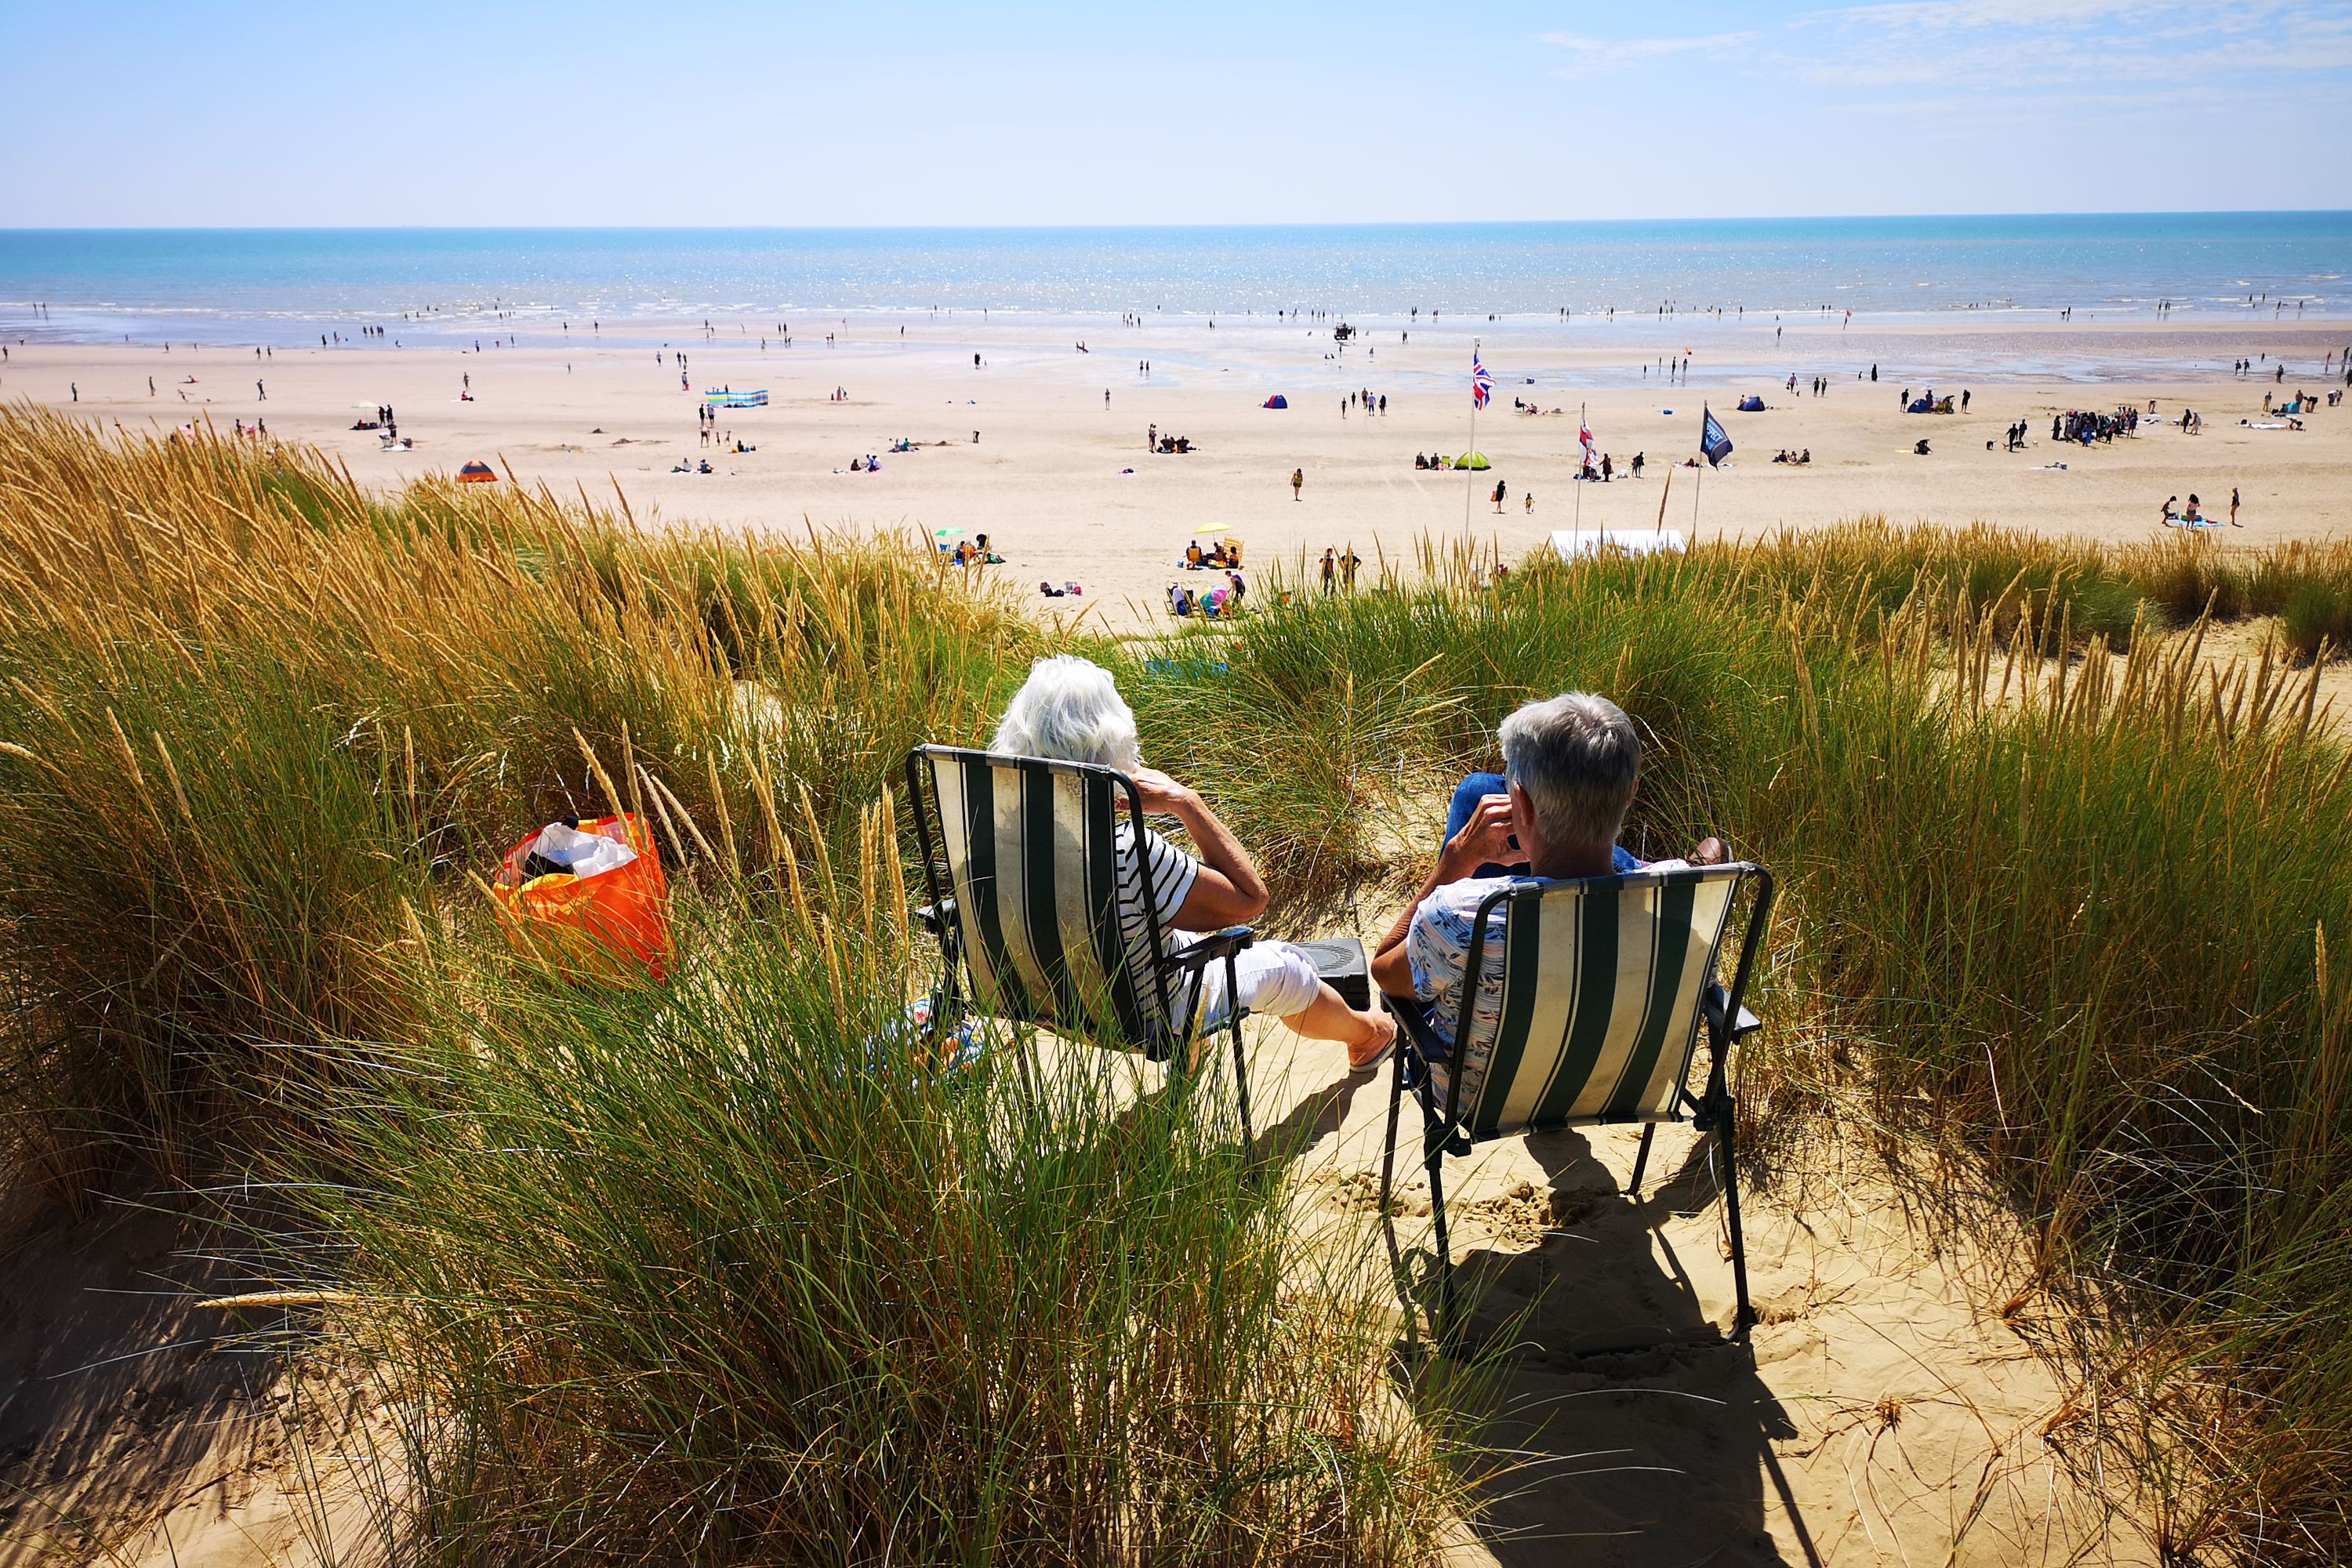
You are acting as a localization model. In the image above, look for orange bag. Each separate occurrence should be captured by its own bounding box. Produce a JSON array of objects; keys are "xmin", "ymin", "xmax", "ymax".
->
[{"xmin": 488, "ymin": 814, "xmax": 672, "ymax": 982}]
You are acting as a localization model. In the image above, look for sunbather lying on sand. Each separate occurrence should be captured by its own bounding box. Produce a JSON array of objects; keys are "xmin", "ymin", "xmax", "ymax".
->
[
  {"xmin": 993, "ymin": 656, "xmax": 1397, "ymax": 1070},
  {"xmin": 1370, "ymin": 693, "xmax": 1725, "ymax": 1067}
]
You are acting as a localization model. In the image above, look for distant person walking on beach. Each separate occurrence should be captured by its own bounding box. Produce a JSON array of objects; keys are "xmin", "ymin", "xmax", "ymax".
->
[
  {"xmin": 1292, "ymin": 467, "xmax": 1304, "ymax": 501},
  {"xmin": 1320, "ymin": 547, "xmax": 1337, "ymax": 594},
  {"xmin": 1491, "ymin": 479, "xmax": 1507, "ymax": 514},
  {"xmin": 2231, "ymin": 487, "xmax": 2242, "ymax": 527},
  {"xmin": 256, "ymin": 380, "xmax": 265, "ymax": 401}
]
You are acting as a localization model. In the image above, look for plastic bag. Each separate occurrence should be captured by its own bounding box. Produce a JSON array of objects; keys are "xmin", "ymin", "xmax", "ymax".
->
[{"xmin": 489, "ymin": 814, "xmax": 671, "ymax": 982}]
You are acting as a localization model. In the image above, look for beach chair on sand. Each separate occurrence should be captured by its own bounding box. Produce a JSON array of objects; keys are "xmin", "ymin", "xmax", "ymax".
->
[
  {"xmin": 906, "ymin": 746, "xmax": 1259, "ymax": 1137},
  {"xmin": 1380, "ymin": 862, "xmax": 1775, "ymax": 1352}
]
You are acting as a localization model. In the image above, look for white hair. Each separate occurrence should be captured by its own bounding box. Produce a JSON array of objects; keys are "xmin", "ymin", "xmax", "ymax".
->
[{"xmin": 991, "ymin": 655, "xmax": 1143, "ymax": 771}]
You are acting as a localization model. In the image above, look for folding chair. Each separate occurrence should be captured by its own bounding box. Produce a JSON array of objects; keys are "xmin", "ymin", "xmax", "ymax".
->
[
  {"xmin": 1380, "ymin": 862, "xmax": 1774, "ymax": 1352},
  {"xmin": 906, "ymin": 746, "xmax": 1258, "ymax": 1138}
]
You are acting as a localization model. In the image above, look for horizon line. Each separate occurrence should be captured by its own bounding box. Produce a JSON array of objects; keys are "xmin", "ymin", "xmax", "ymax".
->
[{"xmin": 4, "ymin": 209, "xmax": 2350, "ymax": 235}]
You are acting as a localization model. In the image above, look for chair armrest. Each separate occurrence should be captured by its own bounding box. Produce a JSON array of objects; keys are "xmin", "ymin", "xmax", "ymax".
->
[
  {"xmin": 1381, "ymin": 990, "xmax": 1451, "ymax": 1064},
  {"xmin": 916, "ymin": 898, "xmax": 956, "ymax": 935},
  {"xmin": 1164, "ymin": 925, "xmax": 1254, "ymax": 971},
  {"xmin": 1703, "ymin": 982, "xmax": 1762, "ymax": 1041}
]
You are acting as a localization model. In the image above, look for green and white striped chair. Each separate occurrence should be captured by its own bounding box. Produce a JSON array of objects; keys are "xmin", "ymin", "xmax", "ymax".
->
[
  {"xmin": 906, "ymin": 745, "xmax": 1258, "ymax": 1135},
  {"xmin": 1380, "ymin": 862, "xmax": 1775, "ymax": 1350}
]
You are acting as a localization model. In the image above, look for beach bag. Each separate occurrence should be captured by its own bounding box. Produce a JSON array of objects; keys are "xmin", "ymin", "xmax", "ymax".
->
[{"xmin": 489, "ymin": 815, "xmax": 671, "ymax": 982}]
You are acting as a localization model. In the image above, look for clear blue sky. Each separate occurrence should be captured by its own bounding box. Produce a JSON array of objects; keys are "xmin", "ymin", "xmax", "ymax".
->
[{"xmin": 5, "ymin": 1, "xmax": 2347, "ymax": 225}]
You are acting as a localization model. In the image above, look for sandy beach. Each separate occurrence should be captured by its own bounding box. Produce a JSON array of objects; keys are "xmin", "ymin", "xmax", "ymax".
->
[{"xmin": 8, "ymin": 312, "xmax": 2347, "ymax": 626}]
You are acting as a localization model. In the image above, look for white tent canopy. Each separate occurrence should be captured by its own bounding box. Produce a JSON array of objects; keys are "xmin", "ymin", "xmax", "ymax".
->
[{"xmin": 1551, "ymin": 529, "xmax": 1687, "ymax": 561}]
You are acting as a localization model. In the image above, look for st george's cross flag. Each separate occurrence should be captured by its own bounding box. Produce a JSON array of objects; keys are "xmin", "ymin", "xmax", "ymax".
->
[
  {"xmin": 1471, "ymin": 354, "xmax": 1494, "ymax": 410},
  {"xmin": 1700, "ymin": 405, "xmax": 1734, "ymax": 467}
]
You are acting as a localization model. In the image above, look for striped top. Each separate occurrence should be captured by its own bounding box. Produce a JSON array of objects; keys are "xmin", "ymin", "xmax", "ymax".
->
[{"xmin": 1112, "ymin": 822, "xmax": 1201, "ymax": 1025}]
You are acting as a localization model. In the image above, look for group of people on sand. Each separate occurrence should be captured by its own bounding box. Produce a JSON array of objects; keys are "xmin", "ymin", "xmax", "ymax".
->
[
  {"xmin": 2161, "ymin": 489, "xmax": 2242, "ymax": 529},
  {"xmin": 1318, "ymin": 546, "xmax": 1362, "ymax": 593},
  {"xmin": 1167, "ymin": 570, "xmax": 1246, "ymax": 619},
  {"xmin": 2055, "ymin": 407, "xmax": 2140, "ymax": 445},
  {"xmin": 1183, "ymin": 539, "xmax": 1240, "ymax": 570},
  {"xmin": 985, "ymin": 657, "xmax": 1727, "ymax": 1073},
  {"xmin": 948, "ymin": 533, "xmax": 1004, "ymax": 568},
  {"xmin": 1770, "ymin": 448, "xmax": 1812, "ymax": 465}
]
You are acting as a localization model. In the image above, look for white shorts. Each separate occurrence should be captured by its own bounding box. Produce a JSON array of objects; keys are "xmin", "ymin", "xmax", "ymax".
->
[{"xmin": 1188, "ymin": 938, "xmax": 1324, "ymax": 1029}]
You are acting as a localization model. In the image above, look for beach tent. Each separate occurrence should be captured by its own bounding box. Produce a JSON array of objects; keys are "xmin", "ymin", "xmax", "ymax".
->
[
  {"xmin": 1736, "ymin": 395, "xmax": 1766, "ymax": 412},
  {"xmin": 1454, "ymin": 452, "xmax": 1491, "ymax": 470},
  {"xmin": 456, "ymin": 461, "xmax": 499, "ymax": 484},
  {"xmin": 1262, "ymin": 394, "xmax": 1289, "ymax": 409},
  {"xmin": 1552, "ymin": 528, "xmax": 1687, "ymax": 561}
]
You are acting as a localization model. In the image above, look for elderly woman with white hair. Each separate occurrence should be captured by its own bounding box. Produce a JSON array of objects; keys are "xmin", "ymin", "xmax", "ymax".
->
[{"xmin": 991, "ymin": 655, "xmax": 1397, "ymax": 1072}]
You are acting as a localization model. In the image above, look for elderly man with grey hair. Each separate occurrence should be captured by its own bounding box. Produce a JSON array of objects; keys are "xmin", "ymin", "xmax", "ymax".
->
[
  {"xmin": 1370, "ymin": 692, "xmax": 1726, "ymax": 1065},
  {"xmin": 993, "ymin": 655, "xmax": 1398, "ymax": 1071}
]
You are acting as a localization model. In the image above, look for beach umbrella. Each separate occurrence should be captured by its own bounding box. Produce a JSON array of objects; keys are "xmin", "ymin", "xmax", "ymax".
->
[{"xmin": 457, "ymin": 461, "xmax": 499, "ymax": 484}]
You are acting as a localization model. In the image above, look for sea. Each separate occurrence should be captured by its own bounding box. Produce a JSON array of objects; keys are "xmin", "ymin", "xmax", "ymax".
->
[{"xmin": 4, "ymin": 216, "xmax": 2346, "ymax": 387}]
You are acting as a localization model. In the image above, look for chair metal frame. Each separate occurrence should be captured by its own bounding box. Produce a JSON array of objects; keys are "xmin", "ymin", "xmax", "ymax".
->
[
  {"xmin": 906, "ymin": 745, "xmax": 1259, "ymax": 1138},
  {"xmin": 1379, "ymin": 862, "xmax": 1775, "ymax": 1352}
]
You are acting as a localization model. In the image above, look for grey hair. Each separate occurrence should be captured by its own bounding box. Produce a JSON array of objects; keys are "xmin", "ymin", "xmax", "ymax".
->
[
  {"xmin": 991, "ymin": 655, "xmax": 1144, "ymax": 771},
  {"xmin": 1497, "ymin": 692, "xmax": 1641, "ymax": 848}
]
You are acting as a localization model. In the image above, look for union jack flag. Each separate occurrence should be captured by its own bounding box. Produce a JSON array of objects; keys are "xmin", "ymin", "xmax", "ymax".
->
[
  {"xmin": 1471, "ymin": 354, "xmax": 1494, "ymax": 410},
  {"xmin": 1578, "ymin": 415, "xmax": 1595, "ymax": 452}
]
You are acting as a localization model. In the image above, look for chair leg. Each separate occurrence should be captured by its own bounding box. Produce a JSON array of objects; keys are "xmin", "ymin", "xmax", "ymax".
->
[
  {"xmin": 1426, "ymin": 1148, "xmax": 1458, "ymax": 1352},
  {"xmin": 1628, "ymin": 1122, "xmax": 1657, "ymax": 1196},
  {"xmin": 1379, "ymin": 1048, "xmax": 1404, "ymax": 1218},
  {"xmin": 1229, "ymin": 1015, "xmax": 1254, "ymax": 1144},
  {"xmin": 1223, "ymin": 952, "xmax": 1252, "ymax": 1143},
  {"xmin": 1718, "ymin": 1094, "xmax": 1756, "ymax": 1341}
]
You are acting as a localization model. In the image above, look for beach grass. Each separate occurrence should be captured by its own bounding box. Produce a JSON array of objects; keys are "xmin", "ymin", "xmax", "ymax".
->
[
  {"xmin": 1127, "ymin": 539, "xmax": 2352, "ymax": 1559},
  {"xmin": 285, "ymin": 875, "xmax": 1468, "ymax": 1566},
  {"xmin": 8, "ymin": 406, "xmax": 2352, "ymax": 1561}
]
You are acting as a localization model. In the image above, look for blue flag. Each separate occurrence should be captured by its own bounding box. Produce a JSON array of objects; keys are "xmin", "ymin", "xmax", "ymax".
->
[{"xmin": 1700, "ymin": 405, "xmax": 1733, "ymax": 467}]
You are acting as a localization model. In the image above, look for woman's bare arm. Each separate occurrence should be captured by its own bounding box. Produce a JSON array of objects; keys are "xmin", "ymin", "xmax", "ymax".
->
[{"xmin": 1129, "ymin": 767, "xmax": 1268, "ymax": 930}]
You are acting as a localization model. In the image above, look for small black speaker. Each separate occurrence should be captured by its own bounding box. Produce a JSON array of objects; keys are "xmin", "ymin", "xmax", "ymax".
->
[{"xmin": 1294, "ymin": 936, "xmax": 1371, "ymax": 1011}]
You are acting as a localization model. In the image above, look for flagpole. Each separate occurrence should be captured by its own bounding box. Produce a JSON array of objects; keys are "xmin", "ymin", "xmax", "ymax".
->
[
  {"xmin": 1573, "ymin": 401, "xmax": 1584, "ymax": 550},
  {"xmin": 1464, "ymin": 339, "xmax": 1479, "ymax": 539}
]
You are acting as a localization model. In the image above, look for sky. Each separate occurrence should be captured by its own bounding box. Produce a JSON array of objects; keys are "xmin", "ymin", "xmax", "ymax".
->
[{"xmin": 3, "ymin": 0, "xmax": 2349, "ymax": 226}]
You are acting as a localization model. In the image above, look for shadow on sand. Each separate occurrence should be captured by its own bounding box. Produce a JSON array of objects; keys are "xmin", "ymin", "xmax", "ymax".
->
[{"xmin": 1390, "ymin": 1126, "xmax": 1823, "ymax": 1568}]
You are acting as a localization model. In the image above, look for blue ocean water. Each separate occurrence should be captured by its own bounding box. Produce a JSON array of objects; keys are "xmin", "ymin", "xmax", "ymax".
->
[{"xmin": 0, "ymin": 216, "xmax": 2344, "ymax": 347}]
